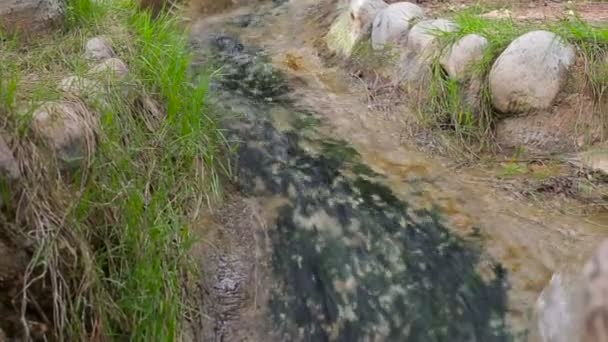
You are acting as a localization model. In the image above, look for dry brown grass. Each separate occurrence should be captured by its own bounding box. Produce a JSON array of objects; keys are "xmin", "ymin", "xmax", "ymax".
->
[{"xmin": 0, "ymin": 92, "xmax": 100, "ymax": 340}]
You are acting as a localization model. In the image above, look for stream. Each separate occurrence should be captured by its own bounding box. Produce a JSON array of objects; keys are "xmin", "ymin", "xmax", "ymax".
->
[{"xmin": 187, "ymin": 1, "xmax": 608, "ymax": 341}]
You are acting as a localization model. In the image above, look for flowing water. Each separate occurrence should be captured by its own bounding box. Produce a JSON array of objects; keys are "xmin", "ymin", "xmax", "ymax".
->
[{"xmin": 187, "ymin": 1, "xmax": 608, "ymax": 341}]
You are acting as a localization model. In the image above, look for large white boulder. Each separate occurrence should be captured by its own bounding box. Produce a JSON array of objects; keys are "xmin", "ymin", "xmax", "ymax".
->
[
  {"xmin": 489, "ymin": 30, "xmax": 576, "ymax": 114},
  {"xmin": 440, "ymin": 34, "xmax": 488, "ymax": 81},
  {"xmin": 325, "ymin": 0, "xmax": 387, "ymax": 57},
  {"xmin": 0, "ymin": 0, "xmax": 63, "ymax": 34},
  {"xmin": 371, "ymin": 2, "xmax": 424, "ymax": 50}
]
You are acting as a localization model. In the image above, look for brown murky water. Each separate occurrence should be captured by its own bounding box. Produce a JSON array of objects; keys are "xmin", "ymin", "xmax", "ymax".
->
[{"xmin": 189, "ymin": 1, "xmax": 608, "ymax": 340}]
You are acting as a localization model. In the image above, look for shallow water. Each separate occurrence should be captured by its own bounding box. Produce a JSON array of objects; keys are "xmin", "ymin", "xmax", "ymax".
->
[{"xmin": 188, "ymin": 1, "xmax": 608, "ymax": 340}]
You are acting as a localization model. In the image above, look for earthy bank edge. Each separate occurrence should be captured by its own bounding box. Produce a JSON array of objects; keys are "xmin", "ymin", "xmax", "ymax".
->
[{"xmin": 0, "ymin": 0, "xmax": 227, "ymax": 340}]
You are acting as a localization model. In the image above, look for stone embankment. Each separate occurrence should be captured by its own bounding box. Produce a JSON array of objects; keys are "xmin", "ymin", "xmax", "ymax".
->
[{"xmin": 326, "ymin": 0, "xmax": 604, "ymax": 161}]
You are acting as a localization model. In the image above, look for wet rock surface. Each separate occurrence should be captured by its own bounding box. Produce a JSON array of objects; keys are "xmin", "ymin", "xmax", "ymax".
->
[{"xmin": 193, "ymin": 34, "xmax": 511, "ymax": 341}]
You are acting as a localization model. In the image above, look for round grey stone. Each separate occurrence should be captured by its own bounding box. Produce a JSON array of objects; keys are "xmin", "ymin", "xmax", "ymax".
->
[
  {"xmin": 407, "ymin": 19, "xmax": 458, "ymax": 58},
  {"xmin": 85, "ymin": 36, "xmax": 115, "ymax": 61},
  {"xmin": 489, "ymin": 30, "xmax": 576, "ymax": 114},
  {"xmin": 349, "ymin": 0, "xmax": 388, "ymax": 42},
  {"xmin": 371, "ymin": 2, "xmax": 424, "ymax": 50},
  {"xmin": 440, "ymin": 34, "xmax": 488, "ymax": 80},
  {"xmin": 31, "ymin": 101, "xmax": 98, "ymax": 166}
]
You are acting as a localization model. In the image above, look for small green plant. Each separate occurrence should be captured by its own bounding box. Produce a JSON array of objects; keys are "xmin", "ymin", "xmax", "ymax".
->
[
  {"xmin": 578, "ymin": 179, "xmax": 595, "ymax": 196},
  {"xmin": 426, "ymin": 61, "xmax": 476, "ymax": 133},
  {"xmin": 0, "ymin": 62, "xmax": 19, "ymax": 112},
  {"xmin": 500, "ymin": 162, "xmax": 526, "ymax": 177}
]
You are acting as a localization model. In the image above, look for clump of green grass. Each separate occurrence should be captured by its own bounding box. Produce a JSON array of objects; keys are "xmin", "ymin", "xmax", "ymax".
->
[
  {"xmin": 64, "ymin": 0, "xmax": 108, "ymax": 29},
  {"xmin": 499, "ymin": 162, "xmax": 526, "ymax": 177},
  {"xmin": 0, "ymin": 62, "xmax": 19, "ymax": 112},
  {"xmin": 425, "ymin": 63, "xmax": 477, "ymax": 137},
  {"xmin": 325, "ymin": 12, "xmax": 357, "ymax": 57},
  {"xmin": 81, "ymin": 7, "xmax": 227, "ymax": 339},
  {"xmin": 0, "ymin": 0, "xmax": 228, "ymax": 340}
]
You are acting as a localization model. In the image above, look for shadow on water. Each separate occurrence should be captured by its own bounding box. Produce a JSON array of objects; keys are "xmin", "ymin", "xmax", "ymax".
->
[{"xmin": 194, "ymin": 32, "xmax": 513, "ymax": 341}]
